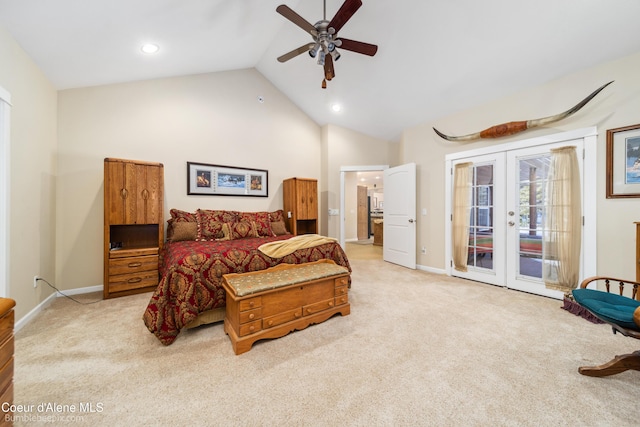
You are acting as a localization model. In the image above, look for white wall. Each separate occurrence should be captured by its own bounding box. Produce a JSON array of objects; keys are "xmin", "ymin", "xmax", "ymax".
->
[
  {"xmin": 0, "ymin": 26, "xmax": 58, "ymax": 320},
  {"xmin": 402, "ymin": 51, "xmax": 640, "ymax": 279},
  {"xmin": 57, "ymin": 69, "xmax": 321, "ymax": 290}
]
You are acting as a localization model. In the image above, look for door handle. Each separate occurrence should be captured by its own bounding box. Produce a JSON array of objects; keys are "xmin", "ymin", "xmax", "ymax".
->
[
  {"xmin": 508, "ymin": 221, "xmax": 515, "ymax": 227},
  {"xmin": 408, "ymin": 219, "xmax": 415, "ymax": 223}
]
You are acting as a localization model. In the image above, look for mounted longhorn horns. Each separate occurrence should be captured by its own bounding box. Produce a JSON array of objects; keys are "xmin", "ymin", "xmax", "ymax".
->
[{"xmin": 433, "ymin": 81, "xmax": 614, "ymax": 142}]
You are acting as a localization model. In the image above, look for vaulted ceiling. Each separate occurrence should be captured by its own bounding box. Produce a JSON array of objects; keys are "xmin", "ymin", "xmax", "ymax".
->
[{"xmin": 1, "ymin": 0, "xmax": 639, "ymax": 141}]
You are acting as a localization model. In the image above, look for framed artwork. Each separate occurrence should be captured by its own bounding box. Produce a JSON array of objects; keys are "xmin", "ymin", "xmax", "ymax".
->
[
  {"xmin": 187, "ymin": 162, "xmax": 268, "ymax": 197},
  {"xmin": 606, "ymin": 123, "xmax": 640, "ymax": 198}
]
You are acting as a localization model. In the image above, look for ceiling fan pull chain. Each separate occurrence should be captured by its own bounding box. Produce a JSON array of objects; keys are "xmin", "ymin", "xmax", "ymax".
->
[{"xmin": 322, "ymin": 79, "xmax": 327, "ymax": 89}]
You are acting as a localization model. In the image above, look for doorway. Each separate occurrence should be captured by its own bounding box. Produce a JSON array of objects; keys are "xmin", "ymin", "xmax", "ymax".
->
[
  {"xmin": 0, "ymin": 86, "xmax": 10, "ymax": 298},
  {"xmin": 339, "ymin": 165, "xmax": 387, "ymax": 260},
  {"xmin": 445, "ymin": 128, "xmax": 597, "ymax": 298}
]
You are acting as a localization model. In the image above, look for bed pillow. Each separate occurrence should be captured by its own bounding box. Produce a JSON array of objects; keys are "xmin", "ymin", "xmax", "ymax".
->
[
  {"xmin": 225, "ymin": 221, "xmax": 258, "ymax": 240},
  {"xmin": 269, "ymin": 210, "xmax": 285, "ymax": 223},
  {"xmin": 196, "ymin": 210, "xmax": 241, "ymax": 240},
  {"xmin": 252, "ymin": 220, "xmax": 275, "ymax": 237},
  {"xmin": 170, "ymin": 222, "xmax": 198, "ymax": 241},
  {"xmin": 270, "ymin": 220, "xmax": 289, "ymax": 236},
  {"xmin": 170, "ymin": 208, "xmax": 197, "ymax": 222},
  {"xmin": 167, "ymin": 209, "xmax": 197, "ymax": 241},
  {"xmin": 240, "ymin": 212, "xmax": 274, "ymax": 237}
]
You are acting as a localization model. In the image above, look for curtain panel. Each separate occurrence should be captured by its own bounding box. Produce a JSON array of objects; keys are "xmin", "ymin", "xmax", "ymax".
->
[
  {"xmin": 452, "ymin": 162, "xmax": 472, "ymax": 272},
  {"xmin": 543, "ymin": 146, "xmax": 582, "ymax": 293}
]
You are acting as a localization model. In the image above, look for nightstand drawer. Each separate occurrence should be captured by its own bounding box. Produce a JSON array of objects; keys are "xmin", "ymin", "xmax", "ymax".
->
[
  {"xmin": 108, "ymin": 271, "xmax": 158, "ymax": 293},
  {"xmin": 109, "ymin": 255, "xmax": 158, "ymax": 276}
]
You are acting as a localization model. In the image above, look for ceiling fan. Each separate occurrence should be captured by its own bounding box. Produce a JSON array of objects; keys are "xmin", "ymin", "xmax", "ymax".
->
[{"xmin": 276, "ymin": 0, "xmax": 378, "ymax": 89}]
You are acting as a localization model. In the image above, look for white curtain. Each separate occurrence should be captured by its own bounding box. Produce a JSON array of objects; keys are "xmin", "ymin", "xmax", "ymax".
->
[
  {"xmin": 452, "ymin": 162, "xmax": 472, "ymax": 272},
  {"xmin": 543, "ymin": 146, "xmax": 581, "ymax": 293}
]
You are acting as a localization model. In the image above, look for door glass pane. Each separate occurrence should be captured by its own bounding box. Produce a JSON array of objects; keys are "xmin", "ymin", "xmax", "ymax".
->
[
  {"xmin": 467, "ymin": 164, "xmax": 494, "ymax": 270},
  {"xmin": 516, "ymin": 155, "xmax": 550, "ymax": 279}
]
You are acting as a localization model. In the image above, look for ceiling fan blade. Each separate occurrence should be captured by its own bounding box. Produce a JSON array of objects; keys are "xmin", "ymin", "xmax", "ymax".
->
[
  {"xmin": 328, "ymin": 0, "xmax": 362, "ymax": 34},
  {"xmin": 324, "ymin": 54, "xmax": 335, "ymax": 81},
  {"xmin": 276, "ymin": 5, "xmax": 317, "ymax": 35},
  {"xmin": 336, "ymin": 38, "xmax": 378, "ymax": 56},
  {"xmin": 277, "ymin": 43, "xmax": 315, "ymax": 63}
]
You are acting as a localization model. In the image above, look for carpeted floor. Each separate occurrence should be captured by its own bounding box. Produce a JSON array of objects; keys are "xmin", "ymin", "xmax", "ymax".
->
[{"xmin": 12, "ymin": 256, "xmax": 640, "ymax": 426}]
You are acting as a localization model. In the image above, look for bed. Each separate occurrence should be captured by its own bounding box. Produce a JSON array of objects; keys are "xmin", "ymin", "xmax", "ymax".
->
[{"xmin": 142, "ymin": 209, "xmax": 351, "ymax": 345}]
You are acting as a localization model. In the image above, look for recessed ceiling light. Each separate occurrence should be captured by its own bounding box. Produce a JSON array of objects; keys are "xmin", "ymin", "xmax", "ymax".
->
[
  {"xmin": 331, "ymin": 103, "xmax": 342, "ymax": 113},
  {"xmin": 141, "ymin": 43, "xmax": 159, "ymax": 54}
]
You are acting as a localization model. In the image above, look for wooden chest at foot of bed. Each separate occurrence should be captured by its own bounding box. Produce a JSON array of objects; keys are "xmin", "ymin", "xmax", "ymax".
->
[{"xmin": 222, "ymin": 260, "xmax": 350, "ymax": 355}]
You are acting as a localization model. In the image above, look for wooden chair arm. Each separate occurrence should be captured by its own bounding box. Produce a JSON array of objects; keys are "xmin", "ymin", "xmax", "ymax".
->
[{"xmin": 579, "ymin": 276, "xmax": 640, "ymax": 300}]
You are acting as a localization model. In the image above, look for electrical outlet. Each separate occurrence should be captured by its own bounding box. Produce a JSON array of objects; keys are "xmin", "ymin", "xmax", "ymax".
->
[
  {"xmin": 421, "ymin": 247, "xmax": 427, "ymax": 254},
  {"xmin": 33, "ymin": 275, "xmax": 40, "ymax": 288}
]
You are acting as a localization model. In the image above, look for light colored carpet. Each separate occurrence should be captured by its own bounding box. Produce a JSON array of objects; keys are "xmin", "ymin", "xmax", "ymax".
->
[
  {"xmin": 345, "ymin": 241, "xmax": 382, "ymax": 260},
  {"xmin": 12, "ymin": 258, "xmax": 640, "ymax": 426}
]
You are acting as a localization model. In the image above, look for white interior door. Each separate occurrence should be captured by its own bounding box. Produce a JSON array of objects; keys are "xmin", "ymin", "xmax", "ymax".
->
[{"xmin": 383, "ymin": 163, "xmax": 416, "ymax": 269}]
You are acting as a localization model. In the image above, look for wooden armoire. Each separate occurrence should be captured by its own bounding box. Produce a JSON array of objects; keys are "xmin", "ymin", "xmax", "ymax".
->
[
  {"xmin": 103, "ymin": 158, "xmax": 164, "ymax": 299},
  {"xmin": 283, "ymin": 177, "xmax": 318, "ymax": 235}
]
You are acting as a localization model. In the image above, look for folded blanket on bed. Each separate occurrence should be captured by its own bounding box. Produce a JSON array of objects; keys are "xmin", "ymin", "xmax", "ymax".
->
[{"xmin": 258, "ymin": 234, "xmax": 338, "ymax": 258}]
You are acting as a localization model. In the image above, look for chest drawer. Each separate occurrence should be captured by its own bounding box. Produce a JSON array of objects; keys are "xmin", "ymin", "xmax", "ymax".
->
[
  {"xmin": 239, "ymin": 307, "xmax": 262, "ymax": 324},
  {"xmin": 263, "ymin": 308, "xmax": 302, "ymax": 329},
  {"xmin": 239, "ymin": 320, "xmax": 262, "ymax": 337},
  {"xmin": 0, "ymin": 335, "xmax": 13, "ymax": 374},
  {"xmin": 109, "ymin": 255, "xmax": 158, "ymax": 276},
  {"xmin": 335, "ymin": 294, "xmax": 349, "ymax": 306},
  {"xmin": 335, "ymin": 276, "xmax": 349, "ymax": 288},
  {"xmin": 303, "ymin": 298, "xmax": 335, "ymax": 316},
  {"xmin": 239, "ymin": 296, "xmax": 262, "ymax": 312},
  {"xmin": 0, "ymin": 310, "xmax": 13, "ymax": 345}
]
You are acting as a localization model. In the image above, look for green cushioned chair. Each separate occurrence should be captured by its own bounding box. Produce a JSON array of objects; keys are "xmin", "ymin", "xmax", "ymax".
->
[{"xmin": 572, "ymin": 276, "xmax": 640, "ymax": 377}]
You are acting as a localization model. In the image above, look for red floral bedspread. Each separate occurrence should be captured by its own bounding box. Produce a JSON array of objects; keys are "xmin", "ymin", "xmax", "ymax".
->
[{"xmin": 143, "ymin": 235, "xmax": 351, "ymax": 345}]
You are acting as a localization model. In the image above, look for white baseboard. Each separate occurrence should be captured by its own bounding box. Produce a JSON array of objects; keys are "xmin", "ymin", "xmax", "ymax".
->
[
  {"xmin": 417, "ymin": 264, "xmax": 446, "ymax": 275},
  {"xmin": 15, "ymin": 284, "xmax": 103, "ymax": 333}
]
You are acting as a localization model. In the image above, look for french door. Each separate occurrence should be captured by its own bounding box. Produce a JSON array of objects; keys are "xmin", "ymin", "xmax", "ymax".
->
[{"xmin": 446, "ymin": 129, "xmax": 595, "ymax": 298}]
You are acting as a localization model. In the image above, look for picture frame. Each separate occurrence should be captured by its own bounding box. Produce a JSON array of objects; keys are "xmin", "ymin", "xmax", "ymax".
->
[
  {"xmin": 606, "ymin": 123, "xmax": 640, "ymax": 198},
  {"xmin": 187, "ymin": 162, "xmax": 268, "ymax": 197}
]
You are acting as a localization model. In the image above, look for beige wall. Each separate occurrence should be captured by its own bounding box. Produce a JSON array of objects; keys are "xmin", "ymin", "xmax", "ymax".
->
[
  {"xmin": 57, "ymin": 69, "xmax": 322, "ymax": 291},
  {"xmin": 321, "ymin": 124, "xmax": 398, "ymax": 239},
  {"xmin": 0, "ymin": 27, "xmax": 58, "ymax": 320},
  {"xmin": 402, "ymin": 51, "xmax": 640, "ymax": 279}
]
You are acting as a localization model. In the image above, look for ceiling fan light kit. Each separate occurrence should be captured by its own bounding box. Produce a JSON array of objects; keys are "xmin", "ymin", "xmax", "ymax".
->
[{"xmin": 277, "ymin": 0, "xmax": 378, "ymax": 89}]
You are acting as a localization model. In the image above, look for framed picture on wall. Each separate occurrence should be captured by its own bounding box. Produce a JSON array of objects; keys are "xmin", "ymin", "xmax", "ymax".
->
[
  {"xmin": 606, "ymin": 123, "xmax": 640, "ymax": 198},
  {"xmin": 187, "ymin": 162, "xmax": 268, "ymax": 197}
]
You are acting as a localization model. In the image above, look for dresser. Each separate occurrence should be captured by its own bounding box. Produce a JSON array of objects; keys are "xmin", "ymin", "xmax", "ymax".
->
[
  {"xmin": 283, "ymin": 177, "xmax": 318, "ymax": 235},
  {"xmin": 0, "ymin": 298, "xmax": 15, "ymax": 425},
  {"xmin": 103, "ymin": 158, "xmax": 164, "ymax": 299}
]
